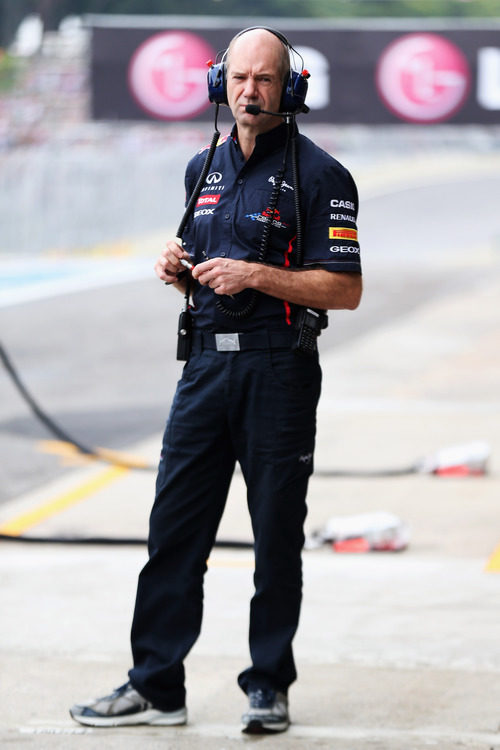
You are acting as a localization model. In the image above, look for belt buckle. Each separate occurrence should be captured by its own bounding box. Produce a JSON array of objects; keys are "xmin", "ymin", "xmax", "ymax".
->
[{"xmin": 215, "ymin": 333, "xmax": 240, "ymax": 351}]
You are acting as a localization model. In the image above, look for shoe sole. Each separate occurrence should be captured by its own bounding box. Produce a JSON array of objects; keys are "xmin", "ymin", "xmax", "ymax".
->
[
  {"xmin": 70, "ymin": 707, "xmax": 187, "ymax": 728},
  {"xmin": 242, "ymin": 718, "xmax": 289, "ymax": 734}
]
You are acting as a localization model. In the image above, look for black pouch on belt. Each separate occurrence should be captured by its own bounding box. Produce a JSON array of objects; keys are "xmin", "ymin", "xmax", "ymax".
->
[
  {"xmin": 293, "ymin": 307, "xmax": 328, "ymax": 356},
  {"xmin": 177, "ymin": 307, "xmax": 192, "ymax": 361}
]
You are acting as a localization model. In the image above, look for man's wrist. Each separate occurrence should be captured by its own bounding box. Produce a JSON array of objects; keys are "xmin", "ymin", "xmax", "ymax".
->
[
  {"xmin": 246, "ymin": 262, "xmax": 262, "ymax": 290},
  {"xmin": 164, "ymin": 269, "xmax": 187, "ymax": 286}
]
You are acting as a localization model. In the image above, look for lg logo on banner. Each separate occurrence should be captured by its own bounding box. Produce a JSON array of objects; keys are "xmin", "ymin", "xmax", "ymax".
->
[
  {"xmin": 128, "ymin": 31, "xmax": 216, "ymax": 120},
  {"xmin": 376, "ymin": 32, "xmax": 500, "ymax": 122},
  {"xmin": 127, "ymin": 32, "xmax": 332, "ymax": 120},
  {"xmin": 376, "ymin": 33, "xmax": 470, "ymax": 123},
  {"xmin": 125, "ymin": 29, "xmax": 500, "ymax": 123}
]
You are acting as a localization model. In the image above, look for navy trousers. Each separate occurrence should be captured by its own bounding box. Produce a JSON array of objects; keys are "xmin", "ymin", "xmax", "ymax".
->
[{"xmin": 128, "ymin": 337, "xmax": 322, "ymax": 711}]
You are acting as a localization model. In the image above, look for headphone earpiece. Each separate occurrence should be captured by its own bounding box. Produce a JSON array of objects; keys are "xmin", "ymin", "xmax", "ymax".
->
[
  {"xmin": 207, "ymin": 27, "xmax": 308, "ymax": 114},
  {"xmin": 280, "ymin": 69, "xmax": 308, "ymax": 114},
  {"xmin": 207, "ymin": 61, "xmax": 228, "ymax": 106}
]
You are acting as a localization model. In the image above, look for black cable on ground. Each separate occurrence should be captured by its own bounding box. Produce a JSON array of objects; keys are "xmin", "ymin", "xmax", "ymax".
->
[
  {"xmin": 1, "ymin": 341, "xmax": 94, "ymax": 454},
  {"xmin": 1, "ymin": 339, "xmax": 420, "ymax": 478},
  {"xmin": 0, "ymin": 340, "xmax": 422, "ymax": 549},
  {"xmin": 0, "ymin": 340, "xmax": 156, "ymax": 470},
  {"xmin": 0, "ymin": 532, "xmax": 253, "ymax": 548}
]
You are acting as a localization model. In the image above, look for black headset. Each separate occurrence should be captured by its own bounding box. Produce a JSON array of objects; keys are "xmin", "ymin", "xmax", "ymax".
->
[{"xmin": 207, "ymin": 26, "xmax": 309, "ymax": 115}]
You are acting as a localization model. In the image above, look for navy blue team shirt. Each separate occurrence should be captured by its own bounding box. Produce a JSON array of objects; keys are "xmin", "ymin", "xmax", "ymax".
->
[{"xmin": 181, "ymin": 122, "xmax": 361, "ymax": 332}]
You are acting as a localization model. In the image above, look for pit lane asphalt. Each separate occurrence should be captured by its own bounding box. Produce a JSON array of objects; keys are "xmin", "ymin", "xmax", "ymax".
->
[
  {"xmin": 2, "ymin": 151, "xmax": 499, "ymax": 506},
  {"xmin": 1, "ymin": 147, "xmax": 500, "ymax": 749}
]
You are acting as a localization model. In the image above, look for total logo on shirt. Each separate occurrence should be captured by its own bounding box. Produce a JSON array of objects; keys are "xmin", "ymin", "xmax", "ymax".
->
[{"xmin": 196, "ymin": 194, "xmax": 221, "ymax": 207}]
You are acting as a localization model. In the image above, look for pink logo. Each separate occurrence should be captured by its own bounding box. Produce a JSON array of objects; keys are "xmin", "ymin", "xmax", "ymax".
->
[
  {"xmin": 375, "ymin": 33, "xmax": 470, "ymax": 123},
  {"xmin": 128, "ymin": 31, "xmax": 215, "ymax": 120},
  {"xmin": 196, "ymin": 194, "xmax": 221, "ymax": 206}
]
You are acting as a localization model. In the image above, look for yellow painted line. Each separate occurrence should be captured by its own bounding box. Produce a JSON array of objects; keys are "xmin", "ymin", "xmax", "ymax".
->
[
  {"xmin": 37, "ymin": 440, "xmax": 95, "ymax": 466},
  {"xmin": 94, "ymin": 447, "xmax": 152, "ymax": 470},
  {"xmin": 38, "ymin": 440, "xmax": 153, "ymax": 470},
  {"xmin": 0, "ymin": 465, "xmax": 129, "ymax": 536},
  {"xmin": 485, "ymin": 544, "xmax": 500, "ymax": 573}
]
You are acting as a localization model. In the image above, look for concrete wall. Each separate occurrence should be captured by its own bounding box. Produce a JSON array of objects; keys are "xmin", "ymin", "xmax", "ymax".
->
[{"xmin": 0, "ymin": 128, "xmax": 201, "ymax": 254}]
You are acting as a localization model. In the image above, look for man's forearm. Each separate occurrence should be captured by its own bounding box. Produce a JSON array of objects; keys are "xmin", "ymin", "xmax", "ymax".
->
[{"xmin": 247, "ymin": 264, "xmax": 362, "ymax": 311}]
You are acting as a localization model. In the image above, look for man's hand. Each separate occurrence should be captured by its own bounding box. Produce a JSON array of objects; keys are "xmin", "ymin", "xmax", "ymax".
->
[
  {"xmin": 191, "ymin": 257, "xmax": 252, "ymax": 296},
  {"xmin": 154, "ymin": 241, "xmax": 192, "ymax": 285}
]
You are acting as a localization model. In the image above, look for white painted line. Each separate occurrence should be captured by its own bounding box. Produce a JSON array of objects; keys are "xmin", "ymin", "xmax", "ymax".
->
[
  {"xmin": 20, "ymin": 725, "xmax": 92, "ymax": 735},
  {"xmin": 0, "ymin": 258, "xmax": 156, "ymax": 309},
  {"xmin": 358, "ymin": 152, "xmax": 500, "ymax": 202},
  {"xmin": 18, "ymin": 721, "xmax": 500, "ymax": 744},
  {"xmin": 318, "ymin": 397, "xmax": 500, "ymax": 414}
]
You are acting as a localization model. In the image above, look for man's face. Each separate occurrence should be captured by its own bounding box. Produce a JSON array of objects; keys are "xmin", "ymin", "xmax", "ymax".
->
[{"xmin": 226, "ymin": 30, "xmax": 286, "ymax": 134}]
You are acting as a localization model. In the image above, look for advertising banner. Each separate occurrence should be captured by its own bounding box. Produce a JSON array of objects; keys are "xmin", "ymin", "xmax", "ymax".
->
[{"xmin": 89, "ymin": 19, "xmax": 500, "ymax": 125}]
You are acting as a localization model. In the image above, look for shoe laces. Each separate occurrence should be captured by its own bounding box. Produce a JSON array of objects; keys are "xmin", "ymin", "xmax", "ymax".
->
[
  {"xmin": 110, "ymin": 682, "xmax": 132, "ymax": 699},
  {"xmin": 249, "ymin": 688, "xmax": 276, "ymax": 708}
]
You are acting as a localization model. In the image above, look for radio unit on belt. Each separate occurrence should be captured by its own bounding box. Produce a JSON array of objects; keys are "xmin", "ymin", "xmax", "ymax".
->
[
  {"xmin": 293, "ymin": 307, "xmax": 328, "ymax": 355},
  {"xmin": 177, "ymin": 305, "xmax": 192, "ymax": 361}
]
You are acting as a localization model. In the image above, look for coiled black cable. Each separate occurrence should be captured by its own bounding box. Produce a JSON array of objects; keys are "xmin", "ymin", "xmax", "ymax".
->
[
  {"xmin": 215, "ymin": 120, "xmax": 292, "ymax": 319},
  {"xmin": 290, "ymin": 128, "xmax": 303, "ymax": 267},
  {"xmin": 177, "ymin": 105, "xmax": 221, "ymax": 240}
]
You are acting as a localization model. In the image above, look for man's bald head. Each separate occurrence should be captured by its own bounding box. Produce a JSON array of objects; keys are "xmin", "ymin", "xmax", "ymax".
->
[{"xmin": 226, "ymin": 27, "xmax": 290, "ymax": 83}]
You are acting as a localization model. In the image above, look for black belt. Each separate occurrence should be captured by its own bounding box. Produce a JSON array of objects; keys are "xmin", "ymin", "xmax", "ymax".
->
[{"xmin": 192, "ymin": 329, "xmax": 294, "ymax": 352}]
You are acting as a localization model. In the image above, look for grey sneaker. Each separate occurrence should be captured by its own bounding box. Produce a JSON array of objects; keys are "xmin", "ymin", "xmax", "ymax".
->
[
  {"xmin": 69, "ymin": 682, "xmax": 187, "ymax": 727},
  {"xmin": 241, "ymin": 688, "xmax": 290, "ymax": 734}
]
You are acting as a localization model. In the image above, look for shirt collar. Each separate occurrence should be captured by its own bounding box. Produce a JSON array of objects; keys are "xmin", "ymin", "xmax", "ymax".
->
[{"xmin": 230, "ymin": 121, "xmax": 298, "ymax": 161}]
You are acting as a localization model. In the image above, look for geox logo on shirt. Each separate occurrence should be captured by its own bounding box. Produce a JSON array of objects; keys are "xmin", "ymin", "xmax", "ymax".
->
[
  {"xmin": 329, "ymin": 245, "xmax": 360, "ymax": 254},
  {"xmin": 329, "ymin": 227, "xmax": 358, "ymax": 241}
]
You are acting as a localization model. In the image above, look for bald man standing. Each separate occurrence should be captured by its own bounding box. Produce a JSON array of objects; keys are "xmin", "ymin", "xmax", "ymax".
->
[{"xmin": 70, "ymin": 26, "xmax": 361, "ymax": 734}]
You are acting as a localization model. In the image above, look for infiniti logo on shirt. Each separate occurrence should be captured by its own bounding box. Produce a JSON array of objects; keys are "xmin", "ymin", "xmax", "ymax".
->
[{"xmin": 206, "ymin": 172, "xmax": 223, "ymax": 184}]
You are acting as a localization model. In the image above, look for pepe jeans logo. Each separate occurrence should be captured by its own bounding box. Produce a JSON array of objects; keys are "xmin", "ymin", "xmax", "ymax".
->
[{"xmin": 268, "ymin": 175, "xmax": 294, "ymax": 192}]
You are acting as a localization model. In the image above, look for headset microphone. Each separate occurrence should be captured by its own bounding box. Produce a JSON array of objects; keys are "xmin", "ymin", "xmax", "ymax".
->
[{"xmin": 245, "ymin": 104, "xmax": 309, "ymax": 117}]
